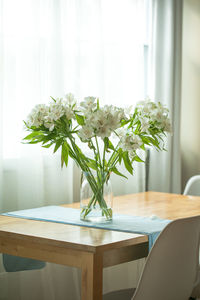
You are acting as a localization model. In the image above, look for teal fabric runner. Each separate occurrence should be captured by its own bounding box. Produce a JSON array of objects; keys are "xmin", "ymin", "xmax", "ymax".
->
[
  {"xmin": 2, "ymin": 206, "xmax": 171, "ymax": 272},
  {"xmin": 2, "ymin": 255, "xmax": 45, "ymax": 272}
]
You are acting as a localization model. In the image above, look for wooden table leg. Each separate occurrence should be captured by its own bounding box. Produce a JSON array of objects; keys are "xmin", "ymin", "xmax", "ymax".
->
[{"xmin": 81, "ymin": 252, "xmax": 103, "ymax": 300}]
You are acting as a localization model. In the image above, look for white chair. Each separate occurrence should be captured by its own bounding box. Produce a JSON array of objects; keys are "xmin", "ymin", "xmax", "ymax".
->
[
  {"xmin": 103, "ymin": 216, "xmax": 200, "ymax": 300},
  {"xmin": 183, "ymin": 175, "xmax": 200, "ymax": 299},
  {"xmin": 183, "ymin": 175, "xmax": 200, "ymax": 196}
]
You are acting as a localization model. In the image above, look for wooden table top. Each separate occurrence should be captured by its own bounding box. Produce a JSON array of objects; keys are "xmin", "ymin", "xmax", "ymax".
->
[
  {"xmin": 0, "ymin": 214, "xmax": 147, "ymax": 253},
  {"xmin": 1, "ymin": 191, "xmax": 200, "ymax": 255},
  {"xmin": 67, "ymin": 191, "xmax": 200, "ymax": 220}
]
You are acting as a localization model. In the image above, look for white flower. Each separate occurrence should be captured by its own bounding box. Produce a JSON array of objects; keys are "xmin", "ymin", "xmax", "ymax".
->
[
  {"xmin": 42, "ymin": 96, "xmax": 76, "ymax": 131},
  {"xmin": 120, "ymin": 131, "xmax": 142, "ymax": 152},
  {"xmin": 80, "ymin": 96, "xmax": 96, "ymax": 111},
  {"xmin": 43, "ymin": 113, "xmax": 55, "ymax": 131},
  {"xmin": 47, "ymin": 97, "xmax": 76, "ymax": 123},
  {"xmin": 115, "ymin": 127, "xmax": 127, "ymax": 138},
  {"xmin": 124, "ymin": 105, "xmax": 133, "ymax": 116},
  {"xmin": 79, "ymin": 125, "xmax": 94, "ymax": 140},
  {"xmin": 163, "ymin": 118, "xmax": 172, "ymax": 133},
  {"xmin": 135, "ymin": 99, "xmax": 171, "ymax": 134},
  {"xmin": 84, "ymin": 112, "xmax": 96, "ymax": 126},
  {"xmin": 103, "ymin": 105, "xmax": 126, "ymax": 130},
  {"xmin": 65, "ymin": 107, "xmax": 74, "ymax": 120},
  {"xmin": 92, "ymin": 109, "xmax": 112, "ymax": 138},
  {"xmin": 148, "ymin": 104, "xmax": 171, "ymax": 132},
  {"xmin": 26, "ymin": 104, "xmax": 48, "ymax": 127},
  {"xmin": 55, "ymin": 97, "xmax": 63, "ymax": 104},
  {"xmin": 157, "ymin": 116, "xmax": 172, "ymax": 133},
  {"xmin": 80, "ymin": 101, "xmax": 126, "ymax": 140},
  {"xmin": 49, "ymin": 103, "xmax": 65, "ymax": 121},
  {"xmin": 36, "ymin": 104, "xmax": 48, "ymax": 114},
  {"xmin": 96, "ymin": 125, "xmax": 111, "ymax": 139},
  {"xmin": 140, "ymin": 117, "xmax": 150, "ymax": 133},
  {"xmin": 107, "ymin": 116, "xmax": 120, "ymax": 131},
  {"xmin": 157, "ymin": 102, "xmax": 168, "ymax": 113},
  {"xmin": 150, "ymin": 108, "xmax": 165, "ymax": 122},
  {"xmin": 65, "ymin": 93, "xmax": 77, "ymax": 107},
  {"xmin": 136, "ymin": 100, "xmax": 155, "ymax": 115},
  {"xmin": 82, "ymin": 107, "xmax": 121, "ymax": 139},
  {"xmin": 44, "ymin": 122, "xmax": 55, "ymax": 131},
  {"xmin": 95, "ymin": 109, "xmax": 107, "ymax": 127}
]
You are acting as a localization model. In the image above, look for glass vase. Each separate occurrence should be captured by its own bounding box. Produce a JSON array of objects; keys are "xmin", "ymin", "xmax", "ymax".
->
[{"xmin": 80, "ymin": 174, "xmax": 113, "ymax": 223}]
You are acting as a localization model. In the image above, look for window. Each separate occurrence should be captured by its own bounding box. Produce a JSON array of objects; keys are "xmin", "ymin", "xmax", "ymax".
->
[{"xmin": 0, "ymin": 0, "xmax": 151, "ymax": 158}]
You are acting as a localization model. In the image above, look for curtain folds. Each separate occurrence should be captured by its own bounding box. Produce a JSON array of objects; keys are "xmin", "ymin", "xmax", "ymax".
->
[
  {"xmin": 0, "ymin": 0, "xmax": 147, "ymax": 299},
  {"xmin": 0, "ymin": 0, "xmax": 146, "ymax": 211},
  {"xmin": 147, "ymin": 0, "xmax": 182, "ymax": 193},
  {"xmin": 0, "ymin": 0, "xmax": 183, "ymax": 298}
]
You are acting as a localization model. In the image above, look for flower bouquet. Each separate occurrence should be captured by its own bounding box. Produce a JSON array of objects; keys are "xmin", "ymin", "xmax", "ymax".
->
[{"xmin": 23, "ymin": 94, "xmax": 171, "ymax": 222}]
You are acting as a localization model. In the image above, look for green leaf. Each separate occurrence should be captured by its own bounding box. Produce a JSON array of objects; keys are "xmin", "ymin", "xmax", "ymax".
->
[
  {"xmin": 72, "ymin": 142, "xmax": 89, "ymax": 162},
  {"xmin": 121, "ymin": 119, "xmax": 130, "ymax": 126},
  {"xmin": 111, "ymin": 166, "xmax": 128, "ymax": 179},
  {"xmin": 87, "ymin": 159, "xmax": 98, "ymax": 171},
  {"xmin": 25, "ymin": 140, "xmax": 40, "ymax": 144},
  {"xmin": 42, "ymin": 142, "xmax": 54, "ymax": 148},
  {"xmin": 97, "ymin": 98, "xmax": 100, "ymax": 109},
  {"xmin": 104, "ymin": 137, "xmax": 109, "ymax": 148},
  {"xmin": 149, "ymin": 136, "xmax": 161, "ymax": 150},
  {"xmin": 50, "ymin": 96, "xmax": 56, "ymax": 102},
  {"xmin": 23, "ymin": 131, "xmax": 44, "ymax": 140},
  {"xmin": 118, "ymin": 148, "xmax": 123, "ymax": 164},
  {"xmin": 23, "ymin": 120, "xmax": 29, "ymax": 127},
  {"xmin": 104, "ymin": 137, "xmax": 115, "ymax": 151},
  {"xmin": 122, "ymin": 151, "xmax": 133, "ymax": 175},
  {"xmin": 54, "ymin": 139, "xmax": 63, "ymax": 153},
  {"xmin": 75, "ymin": 114, "xmax": 85, "ymax": 126},
  {"xmin": 141, "ymin": 136, "xmax": 154, "ymax": 146},
  {"xmin": 61, "ymin": 142, "xmax": 69, "ymax": 168},
  {"xmin": 133, "ymin": 155, "xmax": 144, "ymax": 163},
  {"xmin": 80, "ymin": 171, "xmax": 84, "ymax": 186},
  {"xmin": 42, "ymin": 136, "xmax": 52, "ymax": 145}
]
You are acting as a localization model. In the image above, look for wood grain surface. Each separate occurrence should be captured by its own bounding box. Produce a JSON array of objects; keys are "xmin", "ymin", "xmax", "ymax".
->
[
  {"xmin": 1, "ymin": 191, "xmax": 199, "ymax": 299},
  {"xmin": 66, "ymin": 191, "xmax": 200, "ymax": 219}
]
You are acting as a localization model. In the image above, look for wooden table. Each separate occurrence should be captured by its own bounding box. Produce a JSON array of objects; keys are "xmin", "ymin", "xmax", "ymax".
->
[{"xmin": 1, "ymin": 191, "xmax": 200, "ymax": 300}]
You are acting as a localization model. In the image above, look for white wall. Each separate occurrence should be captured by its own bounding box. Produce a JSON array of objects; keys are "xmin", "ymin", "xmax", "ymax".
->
[{"xmin": 181, "ymin": 0, "xmax": 200, "ymax": 189}]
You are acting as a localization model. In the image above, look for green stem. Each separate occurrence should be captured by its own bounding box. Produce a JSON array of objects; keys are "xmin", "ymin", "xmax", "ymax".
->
[
  {"xmin": 91, "ymin": 139, "xmax": 101, "ymax": 186},
  {"xmin": 102, "ymin": 140, "xmax": 106, "ymax": 195},
  {"xmin": 95, "ymin": 136, "xmax": 102, "ymax": 169},
  {"xmin": 69, "ymin": 138, "xmax": 97, "ymax": 193},
  {"xmin": 107, "ymin": 140, "xmax": 120, "ymax": 167},
  {"xmin": 69, "ymin": 136, "xmax": 112, "ymax": 220},
  {"xmin": 109, "ymin": 155, "xmax": 120, "ymax": 171}
]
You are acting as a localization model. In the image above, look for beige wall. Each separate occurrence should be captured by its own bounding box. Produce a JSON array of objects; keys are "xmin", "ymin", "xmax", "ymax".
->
[{"xmin": 181, "ymin": 0, "xmax": 200, "ymax": 189}]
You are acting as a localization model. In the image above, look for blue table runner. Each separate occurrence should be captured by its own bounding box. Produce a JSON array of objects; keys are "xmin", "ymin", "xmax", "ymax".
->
[{"xmin": 2, "ymin": 206, "xmax": 171, "ymax": 272}]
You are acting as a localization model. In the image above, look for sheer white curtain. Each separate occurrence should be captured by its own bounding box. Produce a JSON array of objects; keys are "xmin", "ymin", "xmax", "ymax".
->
[
  {"xmin": 147, "ymin": 0, "xmax": 182, "ymax": 193},
  {"xmin": 0, "ymin": 0, "xmax": 148, "ymax": 299},
  {"xmin": 1, "ymin": 0, "xmax": 147, "ymax": 209}
]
